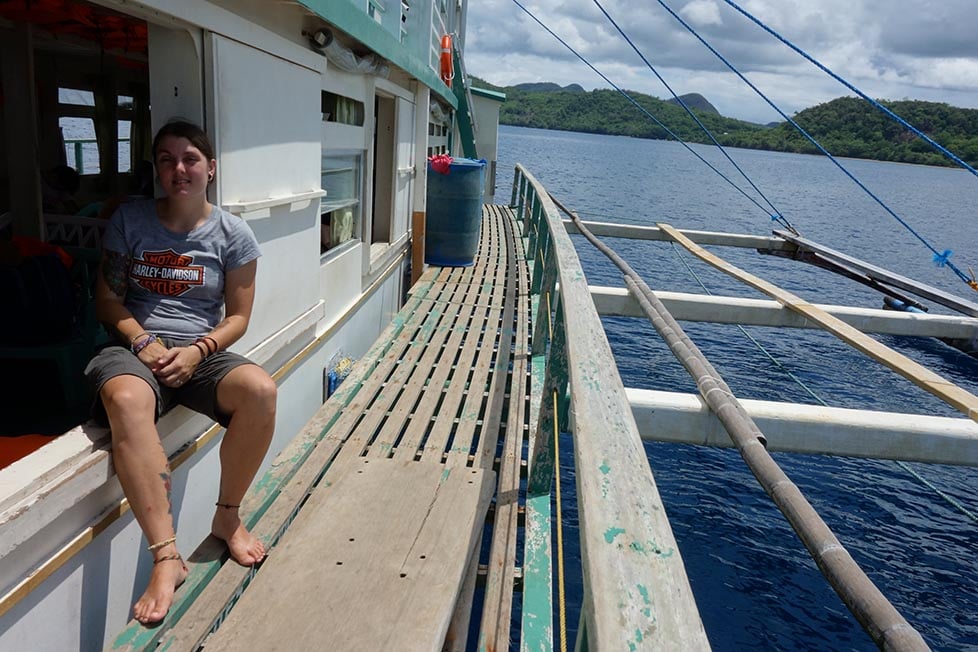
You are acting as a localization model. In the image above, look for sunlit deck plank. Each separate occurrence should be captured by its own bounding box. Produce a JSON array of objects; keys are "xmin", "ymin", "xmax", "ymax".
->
[
  {"xmin": 203, "ymin": 458, "xmax": 494, "ymax": 651},
  {"xmin": 401, "ymin": 211, "xmax": 509, "ymax": 462},
  {"xmin": 479, "ymin": 204, "xmax": 533, "ymax": 648}
]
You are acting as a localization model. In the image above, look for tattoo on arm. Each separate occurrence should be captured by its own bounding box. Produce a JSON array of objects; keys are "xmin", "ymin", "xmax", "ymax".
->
[{"xmin": 102, "ymin": 251, "xmax": 131, "ymax": 298}]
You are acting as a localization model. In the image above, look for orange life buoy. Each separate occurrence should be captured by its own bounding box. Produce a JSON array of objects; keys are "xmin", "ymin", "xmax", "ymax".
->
[{"xmin": 440, "ymin": 34, "xmax": 454, "ymax": 86}]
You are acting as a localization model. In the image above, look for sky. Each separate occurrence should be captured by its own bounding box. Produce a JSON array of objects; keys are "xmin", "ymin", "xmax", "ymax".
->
[{"xmin": 464, "ymin": 0, "xmax": 978, "ymax": 124}]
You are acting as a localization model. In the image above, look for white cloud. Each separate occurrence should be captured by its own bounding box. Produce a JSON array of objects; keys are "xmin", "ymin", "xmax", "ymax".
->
[
  {"xmin": 465, "ymin": 0, "xmax": 978, "ymax": 122},
  {"xmin": 680, "ymin": 0, "xmax": 723, "ymax": 27}
]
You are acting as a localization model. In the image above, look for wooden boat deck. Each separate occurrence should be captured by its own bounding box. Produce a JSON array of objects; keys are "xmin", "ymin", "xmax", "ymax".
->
[{"xmin": 115, "ymin": 204, "xmax": 533, "ymax": 651}]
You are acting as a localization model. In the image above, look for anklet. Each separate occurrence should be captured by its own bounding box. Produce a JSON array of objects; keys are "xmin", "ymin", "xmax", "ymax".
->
[
  {"xmin": 215, "ymin": 502, "xmax": 240, "ymax": 509},
  {"xmin": 147, "ymin": 536, "xmax": 177, "ymax": 552},
  {"xmin": 153, "ymin": 553, "xmax": 183, "ymax": 565}
]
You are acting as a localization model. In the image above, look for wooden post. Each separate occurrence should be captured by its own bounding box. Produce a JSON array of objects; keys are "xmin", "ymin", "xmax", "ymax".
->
[
  {"xmin": 411, "ymin": 210, "xmax": 426, "ymax": 286},
  {"xmin": 1, "ymin": 23, "xmax": 43, "ymax": 239}
]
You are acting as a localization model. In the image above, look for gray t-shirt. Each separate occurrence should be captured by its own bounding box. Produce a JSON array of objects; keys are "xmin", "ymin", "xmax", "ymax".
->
[{"xmin": 103, "ymin": 199, "xmax": 262, "ymax": 339}]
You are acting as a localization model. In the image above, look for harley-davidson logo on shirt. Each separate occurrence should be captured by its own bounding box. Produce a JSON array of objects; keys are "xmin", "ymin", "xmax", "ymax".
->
[{"xmin": 131, "ymin": 249, "xmax": 205, "ymax": 297}]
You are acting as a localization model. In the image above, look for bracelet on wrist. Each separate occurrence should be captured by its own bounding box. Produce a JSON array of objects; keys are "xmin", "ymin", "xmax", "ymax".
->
[
  {"xmin": 132, "ymin": 333, "xmax": 159, "ymax": 355},
  {"xmin": 192, "ymin": 341, "xmax": 209, "ymax": 361},
  {"xmin": 129, "ymin": 331, "xmax": 150, "ymax": 345},
  {"xmin": 203, "ymin": 336, "xmax": 219, "ymax": 354}
]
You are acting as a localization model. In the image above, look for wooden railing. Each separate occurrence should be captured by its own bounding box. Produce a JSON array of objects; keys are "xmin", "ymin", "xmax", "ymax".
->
[{"xmin": 512, "ymin": 164, "xmax": 711, "ymax": 650}]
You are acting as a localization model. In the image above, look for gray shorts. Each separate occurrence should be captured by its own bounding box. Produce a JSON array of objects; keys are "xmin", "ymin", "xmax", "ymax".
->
[{"xmin": 84, "ymin": 338, "xmax": 256, "ymax": 427}]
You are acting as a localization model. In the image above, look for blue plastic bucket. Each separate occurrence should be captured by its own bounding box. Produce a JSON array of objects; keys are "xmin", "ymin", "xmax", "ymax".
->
[{"xmin": 425, "ymin": 157, "xmax": 486, "ymax": 267}]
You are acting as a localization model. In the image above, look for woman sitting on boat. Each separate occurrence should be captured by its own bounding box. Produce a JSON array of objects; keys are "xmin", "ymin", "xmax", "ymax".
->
[{"xmin": 85, "ymin": 120, "xmax": 276, "ymax": 625}]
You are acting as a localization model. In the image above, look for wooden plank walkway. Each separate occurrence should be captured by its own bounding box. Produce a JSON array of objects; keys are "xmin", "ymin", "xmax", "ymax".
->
[{"xmin": 131, "ymin": 204, "xmax": 533, "ymax": 651}]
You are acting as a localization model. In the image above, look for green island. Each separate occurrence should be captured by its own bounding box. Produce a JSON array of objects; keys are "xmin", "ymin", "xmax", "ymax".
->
[{"xmin": 475, "ymin": 78, "xmax": 978, "ymax": 168}]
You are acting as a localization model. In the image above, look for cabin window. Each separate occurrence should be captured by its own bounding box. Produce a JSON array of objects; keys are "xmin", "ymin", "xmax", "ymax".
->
[
  {"xmin": 58, "ymin": 87, "xmax": 135, "ymax": 174},
  {"xmin": 118, "ymin": 121, "xmax": 132, "ymax": 173},
  {"xmin": 322, "ymin": 92, "xmax": 365, "ymax": 127},
  {"xmin": 321, "ymin": 151, "xmax": 363, "ymax": 254},
  {"xmin": 59, "ymin": 87, "xmax": 95, "ymax": 106},
  {"xmin": 368, "ymin": 0, "xmax": 384, "ymax": 24},
  {"xmin": 427, "ymin": 121, "xmax": 448, "ymax": 157},
  {"xmin": 59, "ymin": 117, "xmax": 99, "ymax": 175}
]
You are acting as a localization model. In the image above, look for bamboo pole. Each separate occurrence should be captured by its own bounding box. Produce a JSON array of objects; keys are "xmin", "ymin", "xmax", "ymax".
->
[{"xmin": 552, "ymin": 195, "xmax": 930, "ymax": 651}]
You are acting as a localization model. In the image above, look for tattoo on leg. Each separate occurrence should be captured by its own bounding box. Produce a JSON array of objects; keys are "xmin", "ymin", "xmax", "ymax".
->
[{"xmin": 160, "ymin": 472, "xmax": 172, "ymax": 515}]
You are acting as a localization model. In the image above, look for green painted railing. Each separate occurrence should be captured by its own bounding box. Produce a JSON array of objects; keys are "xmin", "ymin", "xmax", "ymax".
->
[
  {"xmin": 513, "ymin": 164, "xmax": 711, "ymax": 651},
  {"xmin": 64, "ymin": 137, "xmax": 130, "ymax": 174}
]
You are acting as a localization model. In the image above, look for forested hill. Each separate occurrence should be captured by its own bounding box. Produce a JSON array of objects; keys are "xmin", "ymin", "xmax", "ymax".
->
[
  {"xmin": 474, "ymin": 78, "xmax": 978, "ymax": 168},
  {"xmin": 726, "ymin": 97, "xmax": 978, "ymax": 167}
]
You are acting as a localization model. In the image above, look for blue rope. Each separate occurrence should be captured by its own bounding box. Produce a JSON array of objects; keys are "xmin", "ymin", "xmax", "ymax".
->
[
  {"xmin": 589, "ymin": 0, "xmax": 796, "ymax": 234},
  {"xmin": 654, "ymin": 0, "xmax": 975, "ymax": 289},
  {"xmin": 508, "ymin": 0, "xmax": 781, "ymax": 221},
  {"xmin": 720, "ymin": 0, "xmax": 978, "ymax": 180}
]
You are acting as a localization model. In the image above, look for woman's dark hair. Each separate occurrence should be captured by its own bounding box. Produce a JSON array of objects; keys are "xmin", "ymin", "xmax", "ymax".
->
[{"xmin": 151, "ymin": 120, "xmax": 216, "ymax": 165}]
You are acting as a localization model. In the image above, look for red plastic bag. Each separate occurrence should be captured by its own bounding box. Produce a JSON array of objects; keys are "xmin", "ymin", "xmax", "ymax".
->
[{"xmin": 428, "ymin": 154, "xmax": 453, "ymax": 175}]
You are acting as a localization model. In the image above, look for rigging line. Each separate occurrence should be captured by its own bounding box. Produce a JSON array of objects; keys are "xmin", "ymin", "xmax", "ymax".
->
[
  {"xmin": 590, "ymin": 0, "xmax": 796, "ymax": 234},
  {"xmin": 654, "ymin": 0, "xmax": 976, "ymax": 290},
  {"xmin": 670, "ymin": 243, "xmax": 978, "ymax": 523},
  {"xmin": 721, "ymin": 0, "xmax": 978, "ymax": 180},
  {"xmin": 546, "ymin": 290, "xmax": 569, "ymax": 652},
  {"xmin": 509, "ymin": 0, "xmax": 778, "ymax": 221}
]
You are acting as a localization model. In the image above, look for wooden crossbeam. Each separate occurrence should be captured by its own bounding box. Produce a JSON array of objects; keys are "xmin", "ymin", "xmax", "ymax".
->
[{"xmin": 659, "ymin": 222, "xmax": 978, "ymax": 423}]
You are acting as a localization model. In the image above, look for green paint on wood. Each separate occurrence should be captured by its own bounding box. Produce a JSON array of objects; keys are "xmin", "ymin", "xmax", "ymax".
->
[
  {"xmin": 629, "ymin": 540, "xmax": 675, "ymax": 558},
  {"xmin": 522, "ymin": 493, "xmax": 554, "ymax": 651},
  {"xmin": 636, "ymin": 583, "xmax": 655, "ymax": 618},
  {"xmin": 599, "ymin": 460, "xmax": 611, "ymax": 475},
  {"xmin": 604, "ymin": 527, "xmax": 626, "ymax": 544},
  {"xmin": 635, "ymin": 628, "xmax": 644, "ymax": 643}
]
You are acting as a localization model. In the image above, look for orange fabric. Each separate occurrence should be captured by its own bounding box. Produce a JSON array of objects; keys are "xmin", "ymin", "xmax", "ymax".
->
[
  {"xmin": 0, "ymin": 435, "xmax": 57, "ymax": 470},
  {"xmin": 11, "ymin": 236, "xmax": 73, "ymax": 269}
]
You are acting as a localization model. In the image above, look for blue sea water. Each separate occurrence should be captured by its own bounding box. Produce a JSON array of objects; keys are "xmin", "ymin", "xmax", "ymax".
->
[{"xmin": 494, "ymin": 125, "xmax": 978, "ymax": 651}]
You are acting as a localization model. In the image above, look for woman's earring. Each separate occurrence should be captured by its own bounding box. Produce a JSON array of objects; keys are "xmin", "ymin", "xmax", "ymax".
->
[{"xmin": 208, "ymin": 173, "xmax": 214, "ymax": 181}]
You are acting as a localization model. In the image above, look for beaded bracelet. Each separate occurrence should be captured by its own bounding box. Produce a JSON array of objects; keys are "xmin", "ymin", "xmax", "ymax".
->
[{"xmin": 132, "ymin": 333, "xmax": 159, "ymax": 355}]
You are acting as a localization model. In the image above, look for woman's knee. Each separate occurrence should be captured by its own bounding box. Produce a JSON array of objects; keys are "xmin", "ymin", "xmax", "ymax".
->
[
  {"xmin": 224, "ymin": 366, "xmax": 277, "ymax": 414},
  {"xmin": 249, "ymin": 373, "xmax": 277, "ymax": 412},
  {"xmin": 102, "ymin": 376, "xmax": 156, "ymax": 418}
]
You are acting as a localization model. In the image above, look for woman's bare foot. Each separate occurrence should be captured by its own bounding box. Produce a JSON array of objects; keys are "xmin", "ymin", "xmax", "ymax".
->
[
  {"xmin": 211, "ymin": 505, "xmax": 266, "ymax": 565},
  {"xmin": 133, "ymin": 554, "xmax": 188, "ymax": 625}
]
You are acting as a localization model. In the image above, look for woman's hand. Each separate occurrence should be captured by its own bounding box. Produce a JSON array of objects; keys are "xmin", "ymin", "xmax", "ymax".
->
[
  {"xmin": 151, "ymin": 345, "xmax": 204, "ymax": 388},
  {"xmin": 136, "ymin": 338, "xmax": 169, "ymax": 371}
]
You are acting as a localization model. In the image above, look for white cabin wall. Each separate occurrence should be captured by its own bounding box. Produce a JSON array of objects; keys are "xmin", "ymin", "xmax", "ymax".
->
[
  {"xmin": 471, "ymin": 93, "xmax": 502, "ymax": 203},
  {"xmin": 393, "ymin": 95, "xmax": 416, "ymax": 239},
  {"xmin": 413, "ymin": 85, "xmax": 431, "ymax": 214},
  {"xmin": 147, "ymin": 25, "xmax": 205, "ymax": 131},
  {"xmin": 204, "ymin": 33, "xmax": 323, "ymax": 353}
]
